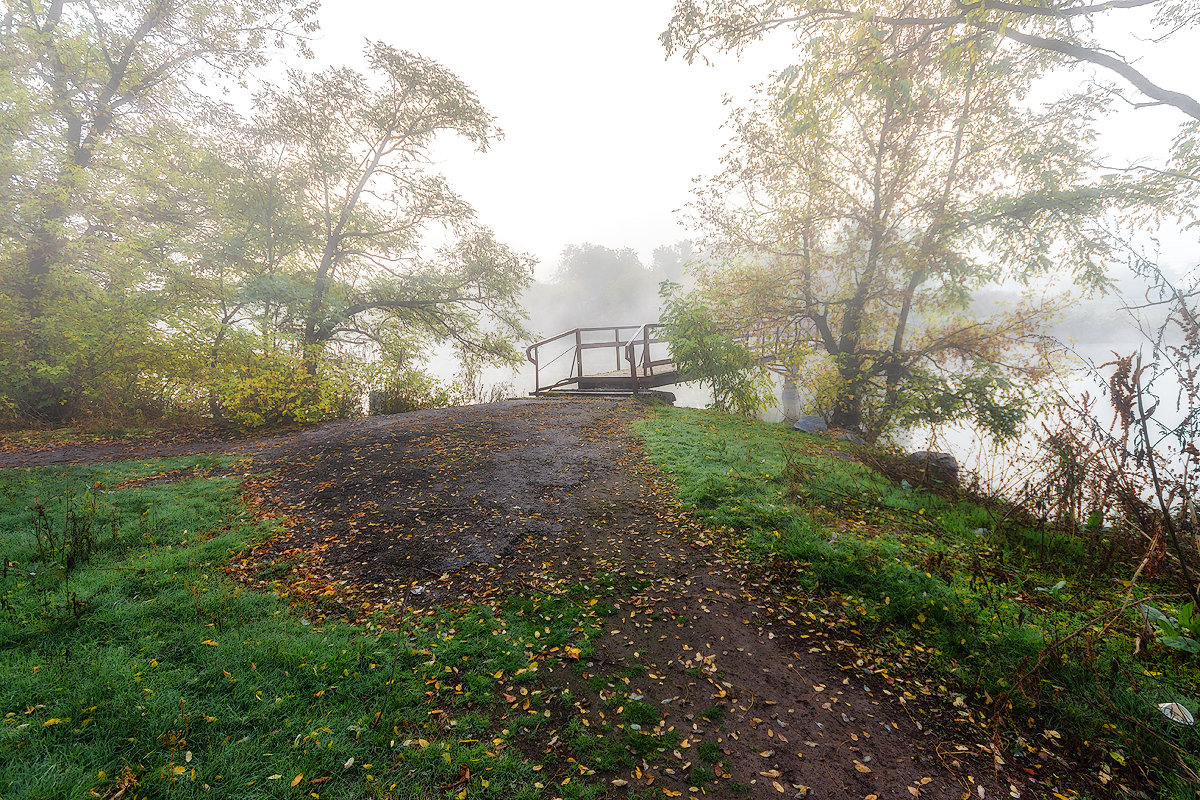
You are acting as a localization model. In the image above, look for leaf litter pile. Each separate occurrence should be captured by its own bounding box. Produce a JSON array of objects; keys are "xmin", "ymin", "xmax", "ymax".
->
[{"xmin": 222, "ymin": 397, "xmax": 1067, "ymax": 799}]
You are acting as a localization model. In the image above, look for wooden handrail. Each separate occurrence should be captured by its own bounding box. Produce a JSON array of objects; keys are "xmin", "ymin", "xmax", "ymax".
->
[
  {"xmin": 526, "ymin": 324, "xmax": 668, "ymax": 395},
  {"xmin": 624, "ymin": 323, "xmax": 665, "ymax": 394}
]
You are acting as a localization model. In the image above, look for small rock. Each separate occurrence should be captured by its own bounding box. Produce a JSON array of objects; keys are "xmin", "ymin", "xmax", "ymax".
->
[
  {"xmin": 792, "ymin": 415, "xmax": 828, "ymax": 434},
  {"xmin": 834, "ymin": 430, "xmax": 866, "ymax": 445},
  {"xmin": 907, "ymin": 451, "xmax": 959, "ymax": 484}
]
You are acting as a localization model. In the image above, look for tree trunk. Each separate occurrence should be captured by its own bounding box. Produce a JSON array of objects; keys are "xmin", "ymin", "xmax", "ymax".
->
[{"xmin": 828, "ymin": 354, "xmax": 865, "ymax": 433}]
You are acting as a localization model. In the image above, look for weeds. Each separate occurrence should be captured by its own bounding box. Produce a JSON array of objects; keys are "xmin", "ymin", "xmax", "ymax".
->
[{"xmin": 29, "ymin": 488, "xmax": 111, "ymax": 574}]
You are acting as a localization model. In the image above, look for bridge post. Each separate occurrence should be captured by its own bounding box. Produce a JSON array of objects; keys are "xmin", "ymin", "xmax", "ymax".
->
[{"xmin": 574, "ymin": 329, "xmax": 583, "ymax": 381}]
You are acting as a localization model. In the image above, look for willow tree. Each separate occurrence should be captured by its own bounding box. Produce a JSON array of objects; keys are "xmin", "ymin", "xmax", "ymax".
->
[
  {"xmin": 678, "ymin": 22, "xmax": 1127, "ymax": 441},
  {"xmin": 250, "ymin": 42, "xmax": 533, "ymax": 384}
]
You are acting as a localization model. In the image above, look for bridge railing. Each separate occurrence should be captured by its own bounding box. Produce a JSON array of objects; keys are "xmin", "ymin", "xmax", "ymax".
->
[
  {"xmin": 525, "ymin": 324, "xmax": 670, "ymax": 394},
  {"xmin": 624, "ymin": 323, "xmax": 673, "ymax": 393}
]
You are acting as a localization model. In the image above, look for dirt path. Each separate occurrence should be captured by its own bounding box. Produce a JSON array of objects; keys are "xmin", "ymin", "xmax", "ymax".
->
[{"xmin": 2, "ymin": 399, "xmax": 1054, "ymax": 798}]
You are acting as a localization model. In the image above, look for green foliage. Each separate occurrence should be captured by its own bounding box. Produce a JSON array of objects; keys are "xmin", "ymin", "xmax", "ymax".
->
[
  {"xmin": 367, "ymin": 368, "xmax": 461, "ymax": 416},
  {"xmin": 0, "ymin": 0, "xmax": 317, "ymax": 423},
  {"xmin": 659, "ymin": 283, "xmax": 774, "ymax": 415},
  {"xmin": 673, "ymin": 8, "xmax": 1139, "ymax": 440},
  {"xmin": 663, "ymin": 0, "xmax": 1200, "ymax": 125},
  {"xmin": 637, "ymin": 406, "xmax": 1200, "ymax": 794},
  {"xmin": 211, "ymin": 350, "xmax": 361, "ymax": 428},
  {"xmin": 0, "ymin": 8, "xmax": 530, "ymax": 426},
  {"xmin": 260, "ymin": 41, "xmax": 533, "ymax": 374},
  {"xmin": 1142, "ymin": 603, "xmax": 1200, "ymax": 654},
  {"xmin": 890, "ymin": 365, "xmax": 1033, "ymax": 442}
]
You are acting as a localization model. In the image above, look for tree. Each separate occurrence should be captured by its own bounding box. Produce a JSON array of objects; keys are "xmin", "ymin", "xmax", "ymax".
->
[
  {"xmin": 0, "ymin": 0, "xmax": 318, "ymax": 420},
  {"xmin": 524, "ymin": 243, "xmax": 666, "ymax": 337},
  {"xmin": 680, "ymin": 20, "xmax": 1129, "ymax": 441},
  {"xmin": 158, "ymin": 122, "xmax": 318, "ymax": 420},
  {"xmin": 660, "ymin": 284, "xmax": 775, "ymax": 415},
  {"xmin": 256, "ymin": 41, "xmax": 533, "ymax": 378},
  {"xmin": 663, "ymin": 0, "xmax": 1200, "ymax": 122}
]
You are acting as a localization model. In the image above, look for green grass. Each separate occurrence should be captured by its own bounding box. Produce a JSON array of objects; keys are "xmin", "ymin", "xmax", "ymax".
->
[
  {"xmin": 637, "ymin": 406, "xmax": 1200, "ymax": 798},
  {"xmin": 0, "ymin": 456, "xmax": 643, "ymax": 799}
]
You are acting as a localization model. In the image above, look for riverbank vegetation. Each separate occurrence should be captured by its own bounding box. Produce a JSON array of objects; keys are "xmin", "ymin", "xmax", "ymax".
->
[{"xmin": 639, "ymin": 405, "xmax": 1200, "ymax": 796}]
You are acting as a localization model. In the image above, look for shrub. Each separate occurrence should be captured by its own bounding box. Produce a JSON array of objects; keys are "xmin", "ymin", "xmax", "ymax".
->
[{"xmin": 213, "ymin": 350, "xmax": 359, "ymax": 427}]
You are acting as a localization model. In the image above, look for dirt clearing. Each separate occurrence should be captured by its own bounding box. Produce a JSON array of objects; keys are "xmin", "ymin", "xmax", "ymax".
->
[{"xmin": 2, "ymin": 398, "xmax": 1063, "ymax": 798}]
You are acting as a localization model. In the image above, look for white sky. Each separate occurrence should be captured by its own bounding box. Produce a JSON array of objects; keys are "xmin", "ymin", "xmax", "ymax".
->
[{"xmin": 308, "ymin": 2, "xmax": 1198, "ymax": 283}]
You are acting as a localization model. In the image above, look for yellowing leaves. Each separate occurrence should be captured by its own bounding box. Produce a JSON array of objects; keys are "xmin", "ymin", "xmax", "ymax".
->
[{"xmin": 200, "ymin": 639, "xmax": 218, "ymax": 647}]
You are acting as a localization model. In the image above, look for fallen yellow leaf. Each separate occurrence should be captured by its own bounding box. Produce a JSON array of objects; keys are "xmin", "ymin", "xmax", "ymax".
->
[{"xmin": 291, "ymin": 774, "xmax": 303, "ymax": 787}]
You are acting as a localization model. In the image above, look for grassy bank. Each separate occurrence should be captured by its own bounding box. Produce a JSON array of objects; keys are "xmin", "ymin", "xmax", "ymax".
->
[
  {"xmin": 0, "ymin": 457, "xmax": 650, "ymax": 800},
  {"xmin": 637, "ymin": 406, "xmax": 1200, "ymax": 798}
]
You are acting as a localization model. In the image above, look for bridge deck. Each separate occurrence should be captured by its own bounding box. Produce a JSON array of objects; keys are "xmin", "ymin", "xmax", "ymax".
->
[{"xmin": 577, "ymin": 366, "xmax": 679, "ymax": 391}]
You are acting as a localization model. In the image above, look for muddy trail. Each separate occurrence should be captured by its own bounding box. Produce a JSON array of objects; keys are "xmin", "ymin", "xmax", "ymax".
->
[{"xmin": 3, "ymin": 399, "xmax": 1064, "ymax": 799}]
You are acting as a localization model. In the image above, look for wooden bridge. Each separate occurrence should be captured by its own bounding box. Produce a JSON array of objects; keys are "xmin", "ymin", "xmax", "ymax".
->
[{"xmin": 525, "ymin": 324, "xmax": 680, "ymax": 395}]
